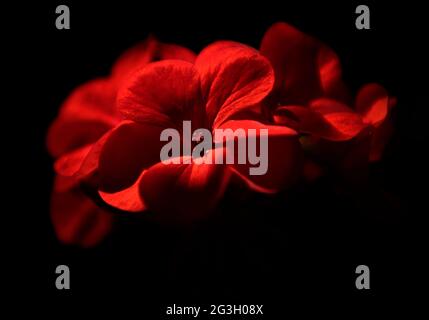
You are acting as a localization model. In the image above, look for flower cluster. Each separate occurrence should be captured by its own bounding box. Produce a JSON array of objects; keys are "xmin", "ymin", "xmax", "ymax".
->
[{"xmin": 47, "ymin": 23, "xmax": 395, "ymax": 246}]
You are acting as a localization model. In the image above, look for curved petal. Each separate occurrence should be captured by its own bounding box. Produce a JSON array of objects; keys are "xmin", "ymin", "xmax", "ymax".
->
[
  {"xmin": 54, "ymin": 119, "xmax": 160, "ymax": 189},
  {"xmin": 310, "ymin": 98, "xmax": 354, "ymax": 114},
  {"xmin": 215, "ymin": 120, "xmax": 302, "ymax": 192},
  {"xmin": 111, "ymin": 37, "xmax": 158, "ymax": 84},
  {"xmin": 54, "ymin": 144, "xmax": 93, "ymax": 177},
  {"xmin": 355, "ymin": 83, "xmax": 389, "ymax": 127},
  {"xmin": 74, "ymin": 129, "xmax": 115, "ymax": 181},
  {"xmin": 310, "ymin": 99, "xmax": 366, "ymax": 140},
  {"xmin": 97, "ymin": 120, "xmax": 166, "ymax": 192},
  {"xmin": 117, "ymin": 60, "xmax": 205, "ymax": 128},
  {"xmin": 275, "ymin": 103, "xmax": 365, "ymax": 141},
  {"xmin": 260, "ymin": 22, "xmax": 347, "ymax": 105},
  {"xmin": 57, "ymin": 78, "xmax": 118, "ymax": 119},
  {"xmin": 274, "ymin": 106, "xmax": 333, "ymax": 138},
  {"xmin": 46, "ymin": 78, "xmax": 118, "ymax": 157},
  {"xmin": 47, "ymin": 117, "xmax": 112, "ymax": 158},
  {"xmin": 52, "ymin": 122, "xmax": 128, "ymax": 183},
  {"xmin": 158, "ymin": 42, "xmax": 196, "ymax": 63},
  {"xmin": 111, "ymin": 36, "xmax": 196, "ymax": 85},
  {"xmin": 51, "ymin": 175, "xmax": 113, "ymax": 247},
  {"xmin": 100, "ymin": 150, "xmax": 231, "ymax": 224},
  {"xmin": 99, "ymin": 176, "xmax": 147, "ymax": 212},
  {"xmin": 195, "ymin": 41, "xmax": 274, "ymax": 128}
]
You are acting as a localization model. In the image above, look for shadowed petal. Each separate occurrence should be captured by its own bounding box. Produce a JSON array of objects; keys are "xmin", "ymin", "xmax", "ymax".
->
[
  {"xmin": 275, "ymin": 99, "xmax": 365, "ymax": 141},
  {"xmin": 97, "ymin": 120, "xmax": 166, "ymax": 192},
  {"xmin": 100, "ymin": 150, "xmax": 231, "ymax": 224},
  {"xmin": 356, "ymin": 83, "xmax": 389, "ymax": 127},
  {"xmin": 46, "ymin": 79, "xmax": 118, "ymax": 157},
  {"xmin": 260, "ymin": 22, "xmax": 348, "ymax": 105},
  {"xmin": 51, "ymin": 175, "xmax": 113, "ymax": 247},
  {"xmin": 215, "ymin": 120, "xmax": 302, "ymax": 192}
]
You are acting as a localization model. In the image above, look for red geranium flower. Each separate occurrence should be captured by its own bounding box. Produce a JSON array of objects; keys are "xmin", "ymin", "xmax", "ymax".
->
[
  {"xmin": 48, "ymin": 39, "xmax": 302, "ymax": 244},
  {"xmin": 260, "ymin": 22, "xmax": 395, "ymax": 178},
  {"xmin": 47, "ymin": 22, "xmax": 393, "ymax": 247},
  {"xmin": 95, "ymin": 41, "xmax": 302, "ymax": 224},
  {"xmin": 47, "ymin": 37, "xmax": 196, "ymax": 246}
]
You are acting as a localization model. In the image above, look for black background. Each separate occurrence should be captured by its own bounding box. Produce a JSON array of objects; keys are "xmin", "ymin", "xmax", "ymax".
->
[{"xmin": 14, "ymin": 0, "xmax": 428, "ymax": 315}]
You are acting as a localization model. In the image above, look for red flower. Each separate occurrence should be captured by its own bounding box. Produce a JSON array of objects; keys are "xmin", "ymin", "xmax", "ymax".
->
[
  {"xmin": 260, "ymin": 22, "xmax": 395, "ymax": 177},
  {"xmin": 47, "ymin": 22, "xmax": 394, "ymax": 247},
  {"xmin": 96, "ymin": 41, "xmax": 302, "ymax": 224},
  {"xmin": 48, "ymin": 39, "xmax": 302, "ymax": 241},
  {"xmin": 47, "ymin": 37, "xmax": 196, "ymax": 246}
]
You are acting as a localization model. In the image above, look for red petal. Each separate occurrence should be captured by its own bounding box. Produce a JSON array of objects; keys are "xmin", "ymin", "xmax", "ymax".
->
[
  {"xmin": 97, "ymin": 120, "xmax": 166, "ymax": 192},
  {"xmin": 99, "ymin": 177, "xmax": 147, "ymax": 212},
  {"xmin": 100, "ymin": 150, "xmax": 231, "ymax": 224},
  {"xmin": 51, "ymin": 175, "xmax": 113, "ymax": 247},
  {"xmin": 53, "ymin": 124, "xmax": 121, "ymax": 182},
  {"xmin": 158, "ymin": 43, "xmax": 196, "ymax": 63},
  {"xmin": 260, "ymin": 22, "xmax": 347, "ymax": 105},
  {"xmin": 57, "ymin": 78, "xmax": 118, "ymax": 119},
  {"xmin": 74, "ymin": 129, "xmax": 114, "ymax": 181},
  {"xmin": 274, "ymin": 106, "xmax": 333, "ymax": 138},
  {"xmin": 355, "ymin": 83, "xmax": 389, "ymax": 127},
  {"xmin": 111, "ymin": 37, "xmax": 158, "ymax": 84},
  {"xmin": 275, "ymin": 100, "xmax": 365, "ymax": 141},
  {"xmin": 54, "ymin": 121, "xmax": 149, "ymax": 185},
  {"xmin": 46, "ymin": 78, "xmax": 118, "ymax": 158},
  {"xmin": 117, "ymin": 60, "xmax": 205, "ymax": 128},
  {"xmin": 54, "ymin": 144, "xmax": 93, "ymax": 176},
  {"xmin": 47, "ymin": 117, "xmax": 113, "ymax": 159},
  {"xmin": 310, "ymin": 99, "xmax": 351, "ymax": 113},
  {"xmin": 111, "ymin": 36, "xmax": 196, "ymax": 86},
  {"xmin": 310, "ymin": 99, "xmax": 366, "ymax": 140},
  {"xmin": 370, "ymin": 118, "xmax": 394, "ymax": 161},
  {"xmin": 195, "ymin": 41, "xmax": 274, "ymax": 128},
  {"xmin": 215, "ymin": 120, "xmax": 302, "ymax": 192}
]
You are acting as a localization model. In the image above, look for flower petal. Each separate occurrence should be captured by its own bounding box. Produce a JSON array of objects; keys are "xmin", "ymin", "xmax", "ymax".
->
[
  {"xmin": 275, "ymin": 103, "xmax": 365, "ymax": 141},
  {"xmin": 51, "ymin": 175, "xmax": 113, "ymax": 247},
  {"xmin": 215, "ymin": 120, "xmax": 302, "ymax": 192},
  {"xmin": 111, "ymin": 37, "xmax": 158, "ymax": 84},
  {"xmin": 54, "ymin": 144, "xmax": 93, "ymax": 177},
  {"xmin": 47, "ymin": 79, "xmax": 118, "ymax": 158},
  {"xmin": 355, "ymin": 83, "xmax": 389, "ymax": 127},
  {"xmin": 157, "ymin": 42, "xmax": 196, "ymax": 63},
  {"xmin": 53, "ymin": 124, "xmax": 124, "ymax": 182},
  {"xmin": 274, "ymin": 106, "xmax": 332, "ymax": 137},
  {"xmin": 310, "ymin": 99, "xmax": 366, "ymax": 140},
  {"xmin": 97, "ymin": 120, "xmax": 166, "ymax": 192},
  {"xmin": 117, "ymin": 60, "xmax": 205, "ymax": 128},
  {"xmin": 195, "ymin": 41, "xmax": 274, "ymax": 128},
  {"xmin": 111, "ymin": 36, "xmax": 196, "ymax": 85},
  {"xmin": 260, "ymin": 22, "xmax": 347, "ymax": 105},
  {"xmin": 100, "ymin": 150, "xmax": 231, "ymax": 224},
  {"xmin": 98, "ymin": 176, "xmax": 147, "ymax": 212}
]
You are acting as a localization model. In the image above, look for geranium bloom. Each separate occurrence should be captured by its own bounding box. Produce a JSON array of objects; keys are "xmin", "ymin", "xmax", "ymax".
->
[
  {"xmin": 49, "ymin": 40, "xmax": 302, "ymax": 237},
  {"xmin": 47, "ymin": 37, "xmax": 196, "ymax": 246},
  {"xmin": 97, "ymin": 41, "xmax": 302, "ymax": 224},
  {"xmin": 47, "ymin": 22, "xmax": 394, "ymax": 247},
  {"xmin": 260, "ymin": 22, "xmax": 395, "ymax": 176}
]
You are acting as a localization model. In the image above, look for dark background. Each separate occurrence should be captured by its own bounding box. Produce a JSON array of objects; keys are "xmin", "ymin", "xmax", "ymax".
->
[{"xmin": 16, "ymin": 0, "xmax": 428, "ymax": 315}]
